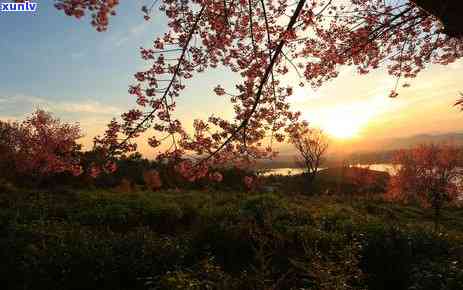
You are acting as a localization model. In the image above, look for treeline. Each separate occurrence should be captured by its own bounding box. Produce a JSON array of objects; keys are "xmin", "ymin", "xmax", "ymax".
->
[
  {"xmin": 78, "ymin": 152, "xmax": 256, "ymax": 192},
  {"xmin": 346, "ymin": 150, "xmax": 396, "ymax": 164},
  {"xmin": 0, "ymin": 110, "xmax": 257, "ymax": 192},
  {"xmin": 1, "ymin": 148, "xmax": 257, "ymax": 193}
]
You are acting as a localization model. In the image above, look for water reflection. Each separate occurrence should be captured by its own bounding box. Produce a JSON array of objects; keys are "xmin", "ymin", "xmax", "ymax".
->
[{"xmin": 261, "ymin": 164, "xmax": 396, "ymax": 176}]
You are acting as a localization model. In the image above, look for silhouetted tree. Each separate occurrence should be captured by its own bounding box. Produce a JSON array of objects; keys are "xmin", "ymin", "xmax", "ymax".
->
[{"xmin": 289, "ymin": 123, "xmax": 328, "ymax": 187}]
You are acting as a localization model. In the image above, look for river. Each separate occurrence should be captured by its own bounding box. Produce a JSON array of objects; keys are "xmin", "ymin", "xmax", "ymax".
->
[{"xmin": 260, "ymin": 164, "xmax": 396, "ymax": 176}]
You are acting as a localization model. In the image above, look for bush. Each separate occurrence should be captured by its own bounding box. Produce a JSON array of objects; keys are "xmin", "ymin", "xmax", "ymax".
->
[
  {"xmin": 155, "ymin": 257, "xmax": 237, "ymax": 290},
  {"xmin": 359, "ymin": 224, "xmax": 461, "ymax": 290},
  {"xmin": 409, "ymin": 260, "xmax": 463, "ymax": 290},
  {"xmin": 143, "ymin": 169, "xmax": 162, "ymax": 191},
  {"xmin": 1, "ymin": 189, "xmax": 462, "ymax": 290},
  {"xmin": 0, "ymin": 223, "xmax": 192, "ymax": 290}
]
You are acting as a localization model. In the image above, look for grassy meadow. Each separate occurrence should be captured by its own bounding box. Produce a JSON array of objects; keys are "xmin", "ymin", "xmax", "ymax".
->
[{"xmin": 1, "ymin": 185, "xmax": 463, "ymax": 290}]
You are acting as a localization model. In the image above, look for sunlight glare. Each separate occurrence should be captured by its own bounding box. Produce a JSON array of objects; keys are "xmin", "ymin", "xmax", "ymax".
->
[
  {"xmin": 306, "ymin": 100, "xmax": 386, "ymax": 140},
  {"xmin": 324, "ymin": 118, "xmax": 361, "ymax": 139},
  {"xmin": 300, "ymin": 91, "xmax": 403, "ymax": 141}
]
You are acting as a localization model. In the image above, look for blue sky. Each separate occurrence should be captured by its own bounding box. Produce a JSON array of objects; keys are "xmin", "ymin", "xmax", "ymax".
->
[
  {"xmin": 1, "ymin": 1, "xmax": 463, "ymax": 156},
  {"xmin": 0, "ymin": 1, "xmax": 161, "ymax": 110},
  {"xmin": 2, "ymin": 2, "xmax": 127, "ymax": 96},
  {"xmin": 0, "ymin": 1, "xmax": 235, "ymax": 152}
]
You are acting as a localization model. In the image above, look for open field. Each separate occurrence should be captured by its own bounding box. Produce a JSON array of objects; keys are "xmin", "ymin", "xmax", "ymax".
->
[{"xmin": 1, "ymin": 188, "xmax": 463, "ymax": 290}]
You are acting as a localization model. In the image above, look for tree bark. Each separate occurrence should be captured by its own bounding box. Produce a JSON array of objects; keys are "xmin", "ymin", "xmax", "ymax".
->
[
  {"xmin": 413, "ymin": 0, "xmax": 463, "ymax": 38},
  {"xmin": 434, "ymin": 204, "xmax": 441, "ymax": 232}
]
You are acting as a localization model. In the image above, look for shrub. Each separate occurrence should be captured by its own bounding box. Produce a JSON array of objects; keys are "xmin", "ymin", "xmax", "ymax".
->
[
  {"xmin": 359, "ymin": 224, "xmax": 460, "ymax": 290},
  {"xmin": 143, "ymin": 169, "xmax": 162, "ymax": 191},
  {"xmin": 239, "ymin": 194, "xmax": 282, "ymax": 224},
  {"xmin": 1, "ymin": 189, "xmax": 462, "ymax": 290},
  {"xmin": 113, "ymin": 177, "xmax": 136, "ymax": 193}
]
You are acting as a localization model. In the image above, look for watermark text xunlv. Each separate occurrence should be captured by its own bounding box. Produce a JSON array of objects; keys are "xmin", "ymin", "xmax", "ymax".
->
[{"xmin": 0, "ymin": 1, "xmax": 37, "ymax": 12}]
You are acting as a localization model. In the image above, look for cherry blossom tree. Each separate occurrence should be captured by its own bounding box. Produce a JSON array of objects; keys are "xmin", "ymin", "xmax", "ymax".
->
[
  {"xmin": 10, "ymin": 110, "xmax": 84, "ymax": 179},
  {"xmin": 387, "ymin": 143, "xmax": 463, "ymax": 231},
  {"xmin": 36, "ymin": 1, "xmax": 463, "ymax": 179}
]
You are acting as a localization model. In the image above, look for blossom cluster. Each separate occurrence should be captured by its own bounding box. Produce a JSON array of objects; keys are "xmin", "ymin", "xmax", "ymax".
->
[{"xmin": 50, "ymin": 0, "xmax": 463, "ymax": 180}]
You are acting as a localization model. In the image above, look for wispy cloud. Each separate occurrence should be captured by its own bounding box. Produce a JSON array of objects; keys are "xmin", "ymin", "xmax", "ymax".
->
[
  {"xmin": 71, "ymin": 51, "xmax": 86, "ymax": 59},
  {"xmin": 50, "ymin": 100, "xmax": 121, "ymax": 115},
  {"xmin": 0, "ymin": 94, "xmax": 122, "ymax": 118},
  {"xmin": 115, "ymin": 21, "xmax": 149, "ymax": 47},
  {"xmin": 0, "ymin": 94, "xmax": 124, "ymax": 149},
  {"xmin": 0, "ymin": 115, "xmax": 19, "ymax": 122}
]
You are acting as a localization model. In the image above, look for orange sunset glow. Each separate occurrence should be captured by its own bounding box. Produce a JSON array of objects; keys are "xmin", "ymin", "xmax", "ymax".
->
[{"xmin": 2, "ymin": 1, "xmax": 463, "ymax": 289}]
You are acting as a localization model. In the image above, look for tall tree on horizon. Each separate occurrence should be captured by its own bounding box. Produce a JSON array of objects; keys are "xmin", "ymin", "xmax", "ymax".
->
[{"xmin": 289, "ymin": 122, "xmax": 328, "ymax": 187}]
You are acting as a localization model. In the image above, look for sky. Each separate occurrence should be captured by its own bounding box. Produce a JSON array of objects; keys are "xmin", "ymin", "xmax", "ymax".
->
[{"xmin": 1, "ymin": 1, "xmax": 463, "ymax": 157}]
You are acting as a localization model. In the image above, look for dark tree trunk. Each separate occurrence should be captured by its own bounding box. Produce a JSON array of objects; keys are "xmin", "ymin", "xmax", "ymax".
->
[
  {"xmin": 303, "ymin": 170, "xmax": 317, "ymax": 194},
  {"xmin": 413, "ymin": 0, "xmax": 463, "ymax": 38},
  {"xmin": 434, "ymin": 204, "xmax": 441, "ymax": 232}
]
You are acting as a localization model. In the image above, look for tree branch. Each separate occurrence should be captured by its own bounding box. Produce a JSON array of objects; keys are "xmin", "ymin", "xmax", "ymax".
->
[{"xmin": 198, "ymin": 0, "xmax": 308, "ymax": 165}]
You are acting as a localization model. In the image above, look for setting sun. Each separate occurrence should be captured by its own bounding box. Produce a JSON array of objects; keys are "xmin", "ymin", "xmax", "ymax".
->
[
  {"xmin": 308, "ymin": 106, "xmax": 374, "ymax": 140},
  {"xmin": 324, "ymin": 117, "xmax": 362, "ymax": 139},
  {"xmin": 301, "ymin": 94, "xmax": 397, "ymax": 140}
]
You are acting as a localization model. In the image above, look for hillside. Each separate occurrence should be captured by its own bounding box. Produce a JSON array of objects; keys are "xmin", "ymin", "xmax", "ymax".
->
[{"xmin": 1, "ymin": 188, "xmax": 463, "ymax": 290}]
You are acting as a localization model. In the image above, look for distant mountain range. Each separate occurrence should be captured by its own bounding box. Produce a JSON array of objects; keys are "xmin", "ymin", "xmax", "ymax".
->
[
  {"xmin": 256, "ymin": 132, "xmax": 463, "ymax": 168},
  {"xmin": 369, "ymin": 132, "xmax": 463, "ymax": 151}
]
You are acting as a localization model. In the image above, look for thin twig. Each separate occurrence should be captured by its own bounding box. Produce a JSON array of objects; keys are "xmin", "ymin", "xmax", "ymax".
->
[
  {"xmin": 115, "ymin": 5, "xmax": 207, "ymax": 153},
  {"xmin": 198, "ymin": 0, "xmax": 308, "ymax": 164}
]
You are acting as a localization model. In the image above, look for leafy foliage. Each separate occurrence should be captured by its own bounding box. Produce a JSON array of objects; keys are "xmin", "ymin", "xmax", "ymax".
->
[{"xmin": 1, "ymin": 188, "xmax": 463, "ymax": 290}]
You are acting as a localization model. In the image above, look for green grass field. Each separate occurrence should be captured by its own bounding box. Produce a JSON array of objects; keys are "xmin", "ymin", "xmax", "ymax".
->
[{"xmin": 1, "ymin": 188, "xmax": 463, "ymax": 290}]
